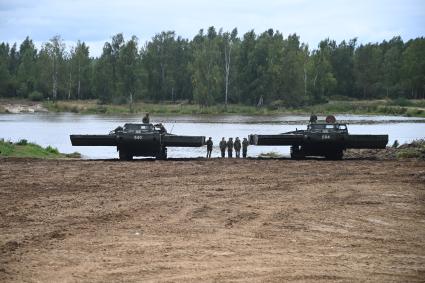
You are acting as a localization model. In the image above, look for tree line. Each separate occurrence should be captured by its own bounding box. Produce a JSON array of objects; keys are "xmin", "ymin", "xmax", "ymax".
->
[{"xmin": 0, "ymin": 27, "xmax": 424, "ymax": 107}]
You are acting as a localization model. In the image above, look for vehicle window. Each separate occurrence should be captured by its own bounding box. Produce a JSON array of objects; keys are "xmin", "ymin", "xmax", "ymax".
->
[
  {"xmin": 309, "ymin": 124, "xmax": 325, "ymax": 131},
  {"xmin": 124, "ymin": 124, "xmax": 153, "ymax": 131}
]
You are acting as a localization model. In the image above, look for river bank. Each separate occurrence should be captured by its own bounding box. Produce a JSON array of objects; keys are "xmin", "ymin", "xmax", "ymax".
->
[
  {"xmin": 1, "ymin": 98, "xmax": 425, "ymax": 117},
  {"xmin": 0, "ymin": 139, "xmax": 80, "ymax": 159},
  {"xmin": 1, "ymin": 158, "xmax": 424, "ymax": 282}
]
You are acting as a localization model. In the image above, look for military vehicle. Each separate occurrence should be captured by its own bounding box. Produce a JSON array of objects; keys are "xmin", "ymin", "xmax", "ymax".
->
[
  {"xmin": 70, "ymin": 123, "xmax": 205, "ymax": 160},
  {"xmin": 249, "ymin": 115, "xmax": 388, "ymax": 160}
]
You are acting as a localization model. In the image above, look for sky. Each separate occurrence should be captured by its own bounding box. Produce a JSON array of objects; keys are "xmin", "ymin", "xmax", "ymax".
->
[{"xmin": 1, "ymin": 0, "xmax": 424, "ymax": 57}]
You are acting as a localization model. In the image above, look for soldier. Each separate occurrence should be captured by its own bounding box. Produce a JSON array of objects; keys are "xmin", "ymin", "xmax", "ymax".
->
[
  {"xmin": 242, "ymin": 137, "xmax": 249, "ymax": 158},
  {"xmin": 206, "ymin": 137, "xmax": 213, "ymax": 158},
  {"xmin": 234, "ymin": 137, "xmax": 241, "ymax": 158},
  {"xmin": 227, "ymin": 138, "xmax": 233, "ymax": 158},
  {"xmin": 309, "ymin": 113, "xmax": 317, "ymax": 124},
  {"xmin": 142, "ymin": 113, "xmax": 150, "ymax": 123},
  {"xmin": 219, "ymin": 137, "xmax": 227, "ymax": 158},
  {"xmin": 155, "ymin": 123, "xmax": 167, "ymax": 134}
]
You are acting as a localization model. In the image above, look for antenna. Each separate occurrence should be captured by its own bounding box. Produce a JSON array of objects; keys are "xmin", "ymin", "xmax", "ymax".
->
[{"xmin": 170, "ymin": 121, "xmax": 175, "ymax": 134}]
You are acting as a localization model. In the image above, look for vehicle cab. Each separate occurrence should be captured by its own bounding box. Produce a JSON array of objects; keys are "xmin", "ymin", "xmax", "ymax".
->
[{"xmin": 307, "ymin": 123, "xmax": 348, "ymax": 134}]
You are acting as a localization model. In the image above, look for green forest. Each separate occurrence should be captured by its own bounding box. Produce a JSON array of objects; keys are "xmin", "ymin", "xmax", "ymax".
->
[{"xmin": 0, "ymin": 27, "xmax": 424, "ymax": 107}]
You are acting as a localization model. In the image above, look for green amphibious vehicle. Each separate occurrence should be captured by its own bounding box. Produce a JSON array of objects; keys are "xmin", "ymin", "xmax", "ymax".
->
[
  {"xmin": 70, "ymin": 123, "xmax": 205, "ymax": 160},
  {"xmin": 249, "ymin": 116, "xmax": 388, "ymax": 160}
]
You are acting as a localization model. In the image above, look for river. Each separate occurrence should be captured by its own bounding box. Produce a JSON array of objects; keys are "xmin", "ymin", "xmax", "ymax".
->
[{"xmin": 0, "ymin": 113, "xmax": 424, "ymax": 159}]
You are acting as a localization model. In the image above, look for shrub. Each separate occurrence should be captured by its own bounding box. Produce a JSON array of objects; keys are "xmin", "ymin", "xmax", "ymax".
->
[
  {"xmin": 45, "ymin": 145, "xmax": 59, "ymax": 154},
  {"xmin": 96, "ymin": 106, "xmax": 107, "ymax": 113},
  {"xmin": 396, "ymin": 149, "xmax": 421, "ymax": 159},
  {"xmin": 258, "ymin": 151, "xmax": 282, "ymax": 158},
  {"xmin": 16, "ymin": 139, "xmax": 28, "ymax": 145},
  {"xmin": 112, "ymin": 96, "xmax": 128, "ymax": 105},
  {"xmin": 390, "ymin": 97, "xmax": 413, "ymax": 107},
  {"xmin": 70, "ymin": 106, "xmax": 80, "ymax": 113},
  {"xmin": 65, "ymin": 152, "xmax": 81, "ymax": 158},
  {"xmin": 28, "ymin": 91, "xmax": 44, "ymax": 101}
]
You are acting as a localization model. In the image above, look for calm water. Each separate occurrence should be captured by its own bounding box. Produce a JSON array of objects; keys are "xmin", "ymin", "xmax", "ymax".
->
[{"xmin": 0, "ymin": 113, "xmax": 424, "ymax": 159}]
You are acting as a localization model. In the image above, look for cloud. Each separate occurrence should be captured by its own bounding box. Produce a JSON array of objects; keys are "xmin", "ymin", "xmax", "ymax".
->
[{"xmin": 0, "ymin": 0, "xmax": 424, "ymax": 57}]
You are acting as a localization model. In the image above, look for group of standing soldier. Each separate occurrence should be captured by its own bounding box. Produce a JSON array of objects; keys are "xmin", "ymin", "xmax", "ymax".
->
[
  {"xmin": 205, "ymin": 137, "xmax": 249, "ymax": 158},
  {"xmin": 206, "ymin": 137, "xmax": 248, "ymax": 158}
]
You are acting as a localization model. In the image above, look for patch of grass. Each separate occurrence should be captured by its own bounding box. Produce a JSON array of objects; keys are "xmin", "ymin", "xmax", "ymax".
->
[
  {"xmin": 396, "ymin": 149, "xmax": 421, "ymax": 159},
  {"xmin": 301, "ymin": 99, "xmax": 425, "ymax": 118},
  {"xmin": 40, "ymin": 99, "xmax": 425, "ymax": 117},
  {"xmin": 0, "ymin": 140, "xmax": 14, "ymax": 155},
  {"xmin": 258, "ymin": 151, "xmax": 282, "ymax": 158},
  {"xmin": 42, "ymin": 100, "xmax": 276, "ymax": 115},
  {"xmin": 0, "ymin": 139, "xmax": 80, "ymax": 159},
  {"xmin": 65, "ymin": 152, "xmax": 82, "ymax": 158},
  {"xmin": 396, "ymin": 140, "xmax": 425, "ymax": 159}
]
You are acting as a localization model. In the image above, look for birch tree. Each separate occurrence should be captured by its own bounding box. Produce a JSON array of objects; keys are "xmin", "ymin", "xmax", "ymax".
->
[
  {"xmin": 190, "ymin": 27, "xmax": 222, "ymax": 106},
  {"xmin": 117, "ymin": 36, "xmax": 140, "ymax": 111},
  {"xmin": 222, "ymin": 28, "xmax": 238, "ymax": 108},
  {"xmin": 71, "ymin": 41, "xmax": 90, "ymax": 99},
  {"xmin": 43, "ymin": 35, "xmax": 65, "ymax": 100}
]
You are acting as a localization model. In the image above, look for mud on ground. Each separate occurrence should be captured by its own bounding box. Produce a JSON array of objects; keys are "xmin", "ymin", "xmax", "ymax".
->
[{"xmin": 1, "ymin": 158, "xmax": 425, "ymax": 282}]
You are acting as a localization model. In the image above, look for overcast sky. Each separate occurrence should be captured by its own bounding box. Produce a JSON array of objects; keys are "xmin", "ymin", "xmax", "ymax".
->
[{"xmin": 1, "ymin": 0, "xmax": 424, "ymax": 56}]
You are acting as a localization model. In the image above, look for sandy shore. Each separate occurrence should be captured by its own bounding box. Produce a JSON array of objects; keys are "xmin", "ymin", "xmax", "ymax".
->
[
  {"xmin": 0, "ymin": 100, "xmax": 47, "ymax": 113},
  {"xmin": 1, "ymin": 158, "xmax": 424, "ymax": 282}
]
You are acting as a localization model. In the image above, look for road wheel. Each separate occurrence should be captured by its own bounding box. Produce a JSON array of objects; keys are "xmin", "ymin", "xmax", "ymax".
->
[
  {"xmin": 119, "ymin": 150, "xmax": 133, "ymax": 161},
  {"xmin": 290, "ymin": 146, "xmax": 305, "ymax": 160},
  {"xmin": 156, "ymin": 148, "xmax": 167, "ymax": 160},
  {"xmin": 325, "ymin": 150, "xmax": 343, "ymax": 160}
]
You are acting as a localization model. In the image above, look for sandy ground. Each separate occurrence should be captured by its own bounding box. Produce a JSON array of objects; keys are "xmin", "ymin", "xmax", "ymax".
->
[
  {"xmin": 1, "ymin": 158, "xmax": 425, "ymax": 282},
  {"xmin": 0, "ymin": 99, "xmax": 47, "ymax": 113}
]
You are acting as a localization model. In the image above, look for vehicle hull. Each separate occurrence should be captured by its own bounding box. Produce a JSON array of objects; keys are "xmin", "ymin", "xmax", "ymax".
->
[
  {"xmin": 70, "ymin": 133, "xmax": 205, "ymax": 159},
  {"xmin": 249, "ymin": 133, "xmax": 388, "ymax": 149},
  {"xmin": 249, "ymin": 131, "xmax": 388, "ymax": 159}
]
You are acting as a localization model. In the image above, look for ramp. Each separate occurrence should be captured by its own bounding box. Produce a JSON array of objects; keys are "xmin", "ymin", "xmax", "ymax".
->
[
  {"xmin": 249, "ymin": 134, "xmax": 304, "ymax": 146},
  {"xmin": 163, "ymin": 135, "xmax": 205, "ymax": 147},
  {"xmin": 70, "ymin": 135, "xmax": 117, "ymax": 146},
  {"xmin": 345, "ymin": 135, "xmax": 388, "ymax": 149}
]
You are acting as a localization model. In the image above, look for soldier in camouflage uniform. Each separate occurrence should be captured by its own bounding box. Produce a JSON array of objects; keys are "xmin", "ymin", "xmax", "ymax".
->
[
  {"xmin": 219, "ymin": 137, "xmax": 227, "ymax": 158},
  {"xmin": 242, "ymin": 137, "xmax": 249, "ymax": 158},
  {"xmin": 142, "ymin": 113, "xmax": 150, "ymax": 123},
  {"xmin": 227, "ymin": 138, "xmax": 233, "ymax": 158},
  {"xmin": 234, "ymin": 137, "xmax": 241, "ymax": 158},
  {"xmin": 206, "ymin": 137, "xmax": 213, "ymax": 158}
]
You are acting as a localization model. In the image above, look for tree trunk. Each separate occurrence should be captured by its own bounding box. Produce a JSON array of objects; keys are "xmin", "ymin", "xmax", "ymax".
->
[
  {"xmin": 129, "ymin": 92, "xmax": 133, "ymax": 113},
  {"xmin": 77, "ymin": 60, "xmax": 81, "ymax": 99},
  {"xmin": 303, "ymin": 66, "xmax": 307, "ymax": 97},
  {"xmin": 52, "ymin": 55, "xmax": 57, "ymax": 100},
  {"xmin": 68, "ymin": 71, "xmax": 72, "ymax": 100},
  {"xmin": 313, "ymin": 73, "xmax": 318, "ymax": 89},
  {"xmin": 224, "ymin": 42, "xmax": 232, "ymax": 109},
  {"xmin": 160, "ymin": 62, "xmax": 165, "ymax": 99}
]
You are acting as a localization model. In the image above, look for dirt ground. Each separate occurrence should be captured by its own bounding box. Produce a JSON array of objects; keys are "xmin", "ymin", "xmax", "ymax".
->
[{"xmin": 1, "ymin": 158, "xmax": 425, "ymax": 282}]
